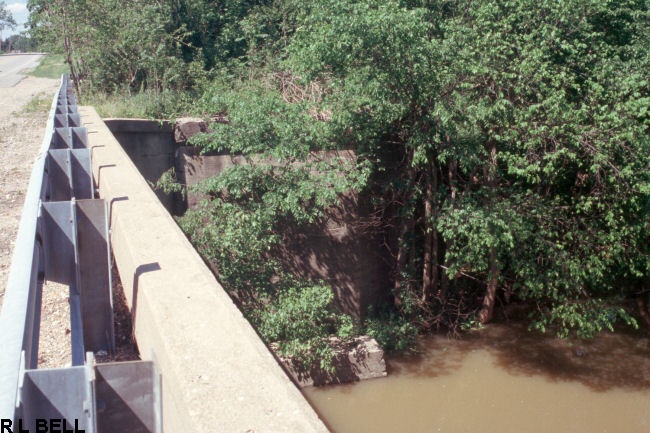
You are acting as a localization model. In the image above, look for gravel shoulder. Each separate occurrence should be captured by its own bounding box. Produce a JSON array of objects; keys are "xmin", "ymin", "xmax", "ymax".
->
[{"xmin": 0, "ymin": 76, "xmax": 60, "ymax": 298}]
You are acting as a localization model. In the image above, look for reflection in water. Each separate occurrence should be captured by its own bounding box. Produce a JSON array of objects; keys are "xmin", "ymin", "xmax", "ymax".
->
[{"xmin": 303, "ymin": 324, "xmax": 650, "ymax": 433}]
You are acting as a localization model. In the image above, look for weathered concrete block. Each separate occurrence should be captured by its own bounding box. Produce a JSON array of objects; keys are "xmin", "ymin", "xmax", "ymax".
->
[
  {"xmin": 104, "ymin": 119, "xmax": 176, "ymax": 212},
  {"xmin": 174, "ymin": 147, "xmax": 392, "ymax": 318},
  {"xmin": 174, "ymin": 117, "xmax": 208, "ymax": 144},
  {"xmin": 278, "ymin": 336, "xmax": 387, "ymax": 388},
  {"xmin": 174, "ymin": 146, "xmax": 246, "ymax": 209},
  {"xmin": 102, "ymin": 120, "xmax": 392, "ymax": 319}
]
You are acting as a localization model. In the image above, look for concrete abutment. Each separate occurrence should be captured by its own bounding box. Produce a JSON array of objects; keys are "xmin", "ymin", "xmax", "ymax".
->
[{"xmin": 104, "ymin": 117, "xmax": 392, "ymax": 319}]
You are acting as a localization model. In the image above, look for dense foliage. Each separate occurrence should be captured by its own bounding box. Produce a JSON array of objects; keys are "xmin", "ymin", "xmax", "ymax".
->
[
  {"xmin": 0, "ymin": 1, "xmax": 16, "ymax": 48},
  {"xmin": 176, "ymin": 79, "xmax": 373, "ymax": 364},
  {"xmin": 2, "ymin": 34, "xmax": 38, "ymax": 53},
  {"xmin": 31, "ymin": 0, "xmax": 650, "ymax": 357}
]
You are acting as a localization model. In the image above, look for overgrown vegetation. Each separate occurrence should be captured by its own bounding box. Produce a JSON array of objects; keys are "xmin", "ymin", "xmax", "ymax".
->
[
  {"xmin": 83, "ymin": 89, "xmax": 194, "ymax": 119},
  {"xmin": 175, "ymin": 89, "xmax": 375, "ymax": 365},
  {"xmin": 30, "ymin": 0, "xmax": 650, "ymax": 366}
]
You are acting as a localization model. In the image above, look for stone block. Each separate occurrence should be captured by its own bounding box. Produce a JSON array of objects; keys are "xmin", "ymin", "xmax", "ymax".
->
[
  {"xmin": 174, "ymin": 117, "xmax": 207, "ymax": 144},
  {"xmin": 278, "ymin": 336, "xmax": 387, "ymax": 388}
]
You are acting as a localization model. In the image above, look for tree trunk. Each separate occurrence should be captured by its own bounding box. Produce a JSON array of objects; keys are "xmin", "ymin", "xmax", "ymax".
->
[
  {"xmin": 439, "ymin": 158, "xmax": 457, "ymax": 302},
  {"xmin": 393, "ymin": 159, "xmax": 415, "ymax": 307},
  {"xmin": 422, "ymin": 187, "xmax": 433, "ymax": 302},
  {"xmin": 393, "ymin": 210, "xmax": 413, "ymax": 307},
  {"xmin": 60, "ymin": 5, "xmax": 80, "ymax": 93},
  {"xmin": 478, "ymin": 141, "xmax": 499, "ymax": 324},
  {"xmin": 422, "ymin": 161, "xmax": 438, "ymax": 303},
  {"xmin": 478, "ymin": 246, "xmax": 498, "ymax": 323}
]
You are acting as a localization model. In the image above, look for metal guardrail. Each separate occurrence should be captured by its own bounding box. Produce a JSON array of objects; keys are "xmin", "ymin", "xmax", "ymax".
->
[{"xmin": 0, "ymin": 76, "xmax": 161, "ymax": 432}]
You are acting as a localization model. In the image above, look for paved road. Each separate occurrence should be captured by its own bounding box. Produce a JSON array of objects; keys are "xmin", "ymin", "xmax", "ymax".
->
[{"xmin": 0, "ymin": 54, "xmax": 44, "ymax": 88}]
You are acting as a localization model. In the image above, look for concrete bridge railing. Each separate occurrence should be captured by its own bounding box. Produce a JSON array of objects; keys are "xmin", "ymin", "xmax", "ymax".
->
[{"xmin": 80, "ymin": 105, "xmax": 330, "ymax": 433}]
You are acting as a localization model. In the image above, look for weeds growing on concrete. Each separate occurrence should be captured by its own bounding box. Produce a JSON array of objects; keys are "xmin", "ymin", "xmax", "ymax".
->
[{"xmin": 81, "ymin": 89, "xmax": 195, "ymax": 120}]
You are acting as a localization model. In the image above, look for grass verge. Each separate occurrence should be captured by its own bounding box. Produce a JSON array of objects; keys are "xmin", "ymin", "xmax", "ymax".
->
[{"xmin": 28, "ymin": 54, "xmax": 69, "ymax": 79}]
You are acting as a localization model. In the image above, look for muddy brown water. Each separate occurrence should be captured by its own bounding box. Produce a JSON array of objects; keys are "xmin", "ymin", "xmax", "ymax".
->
[{"xmin": 303, "ymin": 324, "xmax": 650, "ymax": 433}]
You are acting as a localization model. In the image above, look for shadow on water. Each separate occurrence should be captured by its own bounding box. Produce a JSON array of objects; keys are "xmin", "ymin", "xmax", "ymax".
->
[{"xmin": 387, "ymin": 322, "xmax": 650, "ymax": 392}]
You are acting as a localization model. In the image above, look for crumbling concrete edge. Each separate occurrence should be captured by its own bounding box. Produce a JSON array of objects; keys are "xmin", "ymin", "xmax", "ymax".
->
[{"xmin": 79, "ymin": 106, "xmax": 330, "ymax": 433}]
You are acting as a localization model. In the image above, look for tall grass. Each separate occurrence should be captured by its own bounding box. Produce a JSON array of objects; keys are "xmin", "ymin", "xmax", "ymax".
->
[
  {"xmin": 28, "ymin": 54, "xmax": 69, "ymax": 79},
  {"xmin": 81, "ymin": 89, "xmax": 196, "ymax": 119}
]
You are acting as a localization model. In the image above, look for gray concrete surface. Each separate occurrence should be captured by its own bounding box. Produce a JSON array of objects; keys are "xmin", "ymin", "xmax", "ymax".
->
[
  {"xmin": 0, "ymin": 54, "xmax": 44, "ymax": 88},
  {"xmin": 81, "ymin": 106, "xmax": 330, "ymax": 433},
  {"xmin": 103, "ymin": 119, "xmax": 177, "ymax": 211}
]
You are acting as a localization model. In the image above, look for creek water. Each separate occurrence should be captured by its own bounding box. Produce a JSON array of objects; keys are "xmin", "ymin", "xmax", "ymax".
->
[{"xmin": 303, "ymin": 323, "xmax": 650, "ymax": 433}]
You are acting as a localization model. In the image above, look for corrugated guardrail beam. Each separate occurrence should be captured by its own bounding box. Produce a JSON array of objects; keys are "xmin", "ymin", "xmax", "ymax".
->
[{"xmin": 0, "ymin": 75, "xmax": 161, "ymax": 433}]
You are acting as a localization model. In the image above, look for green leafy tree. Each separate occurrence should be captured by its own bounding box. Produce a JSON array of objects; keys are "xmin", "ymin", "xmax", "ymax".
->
[
  {"xmin": 26, "ymin": 0, "xmax": 275, "ymax": 93},
  {"xmin": 275, "ymin": 0, "xmax": 650, "ymax": 336},
  {"xmin": 0, "ymin": 1, "xmax": 16, "ymax": 51},
  {"xmin": 27, "ymin": 0, "xmax": 650, "ymax": 346},
  {"xmin": 0, "ymin": 1, "xmax": 15, "ymax": 30},
  {"xmin": 180, "ymin": 0, "xmax": 650, "ymax": 341},
  {"xmin": 28, "ymin": 0, "xmax": 190, "ymax": 93},
  {"xmin": 4, "ymin": 34, "xmax": 37, "ymax": 52}
]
